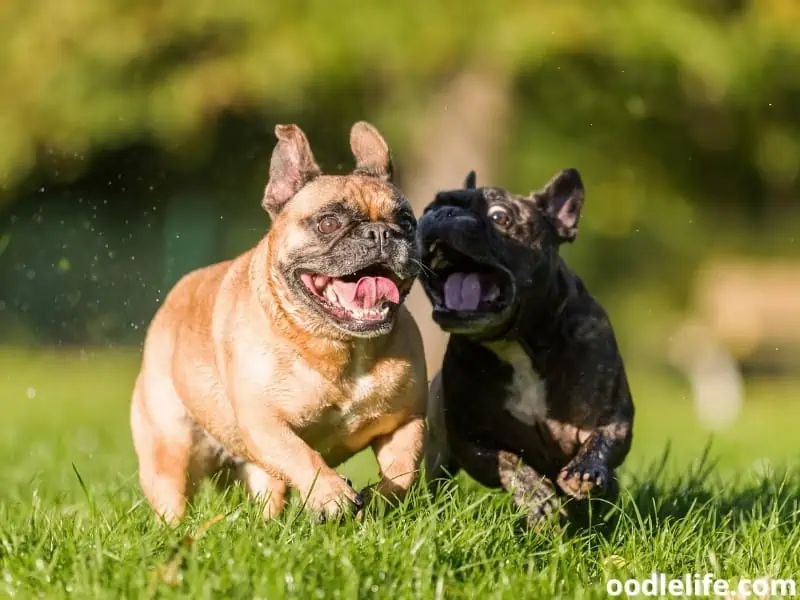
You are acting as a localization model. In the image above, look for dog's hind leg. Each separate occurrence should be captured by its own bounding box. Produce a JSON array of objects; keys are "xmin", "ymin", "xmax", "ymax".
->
[
  {"xmin": 131, "ymin": 375, "xmax": 208, "ymax": 525},
  {"xmin": 233, "ymin": 462, "xmax": 288, "ymax": 520},
  {"xmin": 448, "ymin": 431, "xmax": 564, "ymax": 528}
]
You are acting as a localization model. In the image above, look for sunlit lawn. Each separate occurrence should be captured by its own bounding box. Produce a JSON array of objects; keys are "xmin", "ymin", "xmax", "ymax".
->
[{"xmin": 1, "ymin": 347, "xmax": 798, "ymax": 598}]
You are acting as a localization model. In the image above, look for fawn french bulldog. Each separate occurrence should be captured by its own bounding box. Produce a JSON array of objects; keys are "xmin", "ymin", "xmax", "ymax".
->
[{"xmin": 131, "ymin": 122, "xmax": 427, "ymax": 524}]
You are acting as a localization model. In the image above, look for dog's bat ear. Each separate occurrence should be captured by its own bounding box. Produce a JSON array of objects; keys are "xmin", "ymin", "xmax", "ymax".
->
[
  {"xmin": 350, "ymin": 121, "xmax": 393, "ymax": 182},
  {"xmin": 533, "ymin": 168, "xmax": 584, "ymax": 243},
  {"xmin": 263, "ymin": 124, "xmax": 321, "ymax": 216},
  {"xmin": 464, "ymin": 171, "xmax": 477, "ymax": 189}
]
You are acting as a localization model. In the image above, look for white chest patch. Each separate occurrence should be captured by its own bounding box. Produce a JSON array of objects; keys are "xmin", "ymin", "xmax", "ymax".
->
[
  {"xmin": 487, "ymin": 342, "xmax": 548, "ymax": 425},
  {"xmin": 339, "ymin": 349, "xmax": 384, "ymax": 428},
  {"xmin": 348, "ymin": 373, "xmax": 378, "ymax": 419},
  {"xmin": 349, "ymin": 347, "xmax": 376, "ymax": 404}
]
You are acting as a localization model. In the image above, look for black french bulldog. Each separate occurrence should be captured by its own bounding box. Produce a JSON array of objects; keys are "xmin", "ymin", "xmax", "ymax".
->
[{"xmin": 418, "ymin": 169, "xmax": 634, "ymax": 527}]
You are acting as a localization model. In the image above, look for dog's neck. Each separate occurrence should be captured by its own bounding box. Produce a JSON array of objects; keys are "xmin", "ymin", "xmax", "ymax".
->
[{"xmin": 251, "ymin": 238, "xmax": 390, "ymax": 382}]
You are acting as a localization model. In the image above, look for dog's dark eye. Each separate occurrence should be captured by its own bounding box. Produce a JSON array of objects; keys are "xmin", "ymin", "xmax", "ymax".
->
[
  {"xmin": 318, "ymin": 215, "xmax": 341, "ymax": 234},
  {"xmin": 488, "ymin": 206, "xmax": 512, "ymax": 228},
  {"xmin": 398, "ymin": 213, "xmax": 416, "ymax": 234}
]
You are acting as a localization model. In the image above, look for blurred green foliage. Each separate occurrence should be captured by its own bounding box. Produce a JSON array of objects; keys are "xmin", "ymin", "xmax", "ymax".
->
[
  {"xmin": 1, "ymin": 0, "xmax": 798, "ymax": 190},
  {"xmin": 0, "ymin": 0, "xmax": 798, "ymax": 350}
]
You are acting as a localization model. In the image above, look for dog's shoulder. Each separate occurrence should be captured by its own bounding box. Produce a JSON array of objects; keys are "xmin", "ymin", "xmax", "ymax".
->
[
  {"xmin": 554, "ymin": 263, "xmax": 618, "ymax": 348},
  {"xmin": 160, "ymin": 258, "xmax": 236, "ymax": 316},
  {"xmin": 144, "ymin": 253, "xmax": 243, "ymax": 354}
]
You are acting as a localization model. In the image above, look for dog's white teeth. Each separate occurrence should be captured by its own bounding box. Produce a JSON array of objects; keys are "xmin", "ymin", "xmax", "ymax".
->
[{"xmin": 349, "ymin": 305, "xmax": 390, "ymax": 320}]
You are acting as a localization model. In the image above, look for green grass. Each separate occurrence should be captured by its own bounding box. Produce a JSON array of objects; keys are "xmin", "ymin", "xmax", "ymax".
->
[{"xmin": 1, "ymin": 348, "xmax": 799, "ymax": 599}]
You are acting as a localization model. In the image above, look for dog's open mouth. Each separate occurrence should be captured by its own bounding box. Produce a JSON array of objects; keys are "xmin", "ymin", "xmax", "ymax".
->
[
  {"xmin": 423, "ymin": 241, "xmax": 514, "ymax": 316},
  {"xmin": 298, "ymin": 264, "xmax": 407, "ymax": 323}
]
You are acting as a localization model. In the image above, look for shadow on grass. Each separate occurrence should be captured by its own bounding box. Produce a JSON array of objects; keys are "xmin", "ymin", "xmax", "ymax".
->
[{"xmin": 570, "ymin": 440, "xmax": 800, "ymax": 539}]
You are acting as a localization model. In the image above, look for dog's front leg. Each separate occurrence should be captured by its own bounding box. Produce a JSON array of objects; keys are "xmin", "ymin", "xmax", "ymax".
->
[
  {"xmin": 556, "ymin": 419, "xmax": 632, "ymax": 502},
  {"xmin": 450, "ymin": 435, "xmax": 564, "ymax": 527},
  {"xmin": 364, "ymin": 416, "xmax": 426, "ymax": 506},
  {"xmin": 239, "ymin": 418, "xmax": 364, "ymax": 520}
]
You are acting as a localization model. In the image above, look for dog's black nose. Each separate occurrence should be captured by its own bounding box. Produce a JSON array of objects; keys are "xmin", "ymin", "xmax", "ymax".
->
[
  {"xmin": 440, "ymin": 206, "xmax": 481, "ymax": 224},
  {"xmin": 440, "ymin": 207, "xmax": 461, "ymax": 220},
  {"xmin": 425, "ymin": 206, "xmax": 483, "ymax": 238},
  {"xmin": 361, "ymin": 222, "xmax": 391, "ymax": 241},
  {"xmin": 361, "ymin": 222, "xmax": 392, "ymax": 252}
]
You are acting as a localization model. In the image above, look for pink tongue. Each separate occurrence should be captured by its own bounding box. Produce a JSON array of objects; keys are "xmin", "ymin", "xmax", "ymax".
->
[
  {"xmin": 444, "ymin": 272, "xmax": 482, "ymax": 311},
  {"xmin": 332, "ymin": 276, "xmax": 400, "ymax": 310}
]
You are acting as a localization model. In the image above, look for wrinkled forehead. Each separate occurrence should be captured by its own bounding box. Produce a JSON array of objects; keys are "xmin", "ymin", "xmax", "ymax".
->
[
  {"xmin": 282, "ymin": 174, "xmax": 409, "ymax": 221},
  {"xmin": 483, "ymin": 187, "xmax": 537, "ymax": 213},
  {"xmin": 427, "ymin": 186, "xmax": 522, "ymax": 211},
  {"xmin": 426, "ymin": 188, "xmax": 485, "ymax": 212}
]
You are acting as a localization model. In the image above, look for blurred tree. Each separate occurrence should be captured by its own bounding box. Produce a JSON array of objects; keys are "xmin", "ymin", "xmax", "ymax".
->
[
  {"xmin": 0, "ymin": 0, "xmax": 798, "ymax": 353},
  {"xmin": 0, "ymin": 0, "xmax": 797, "ymax": 208}
]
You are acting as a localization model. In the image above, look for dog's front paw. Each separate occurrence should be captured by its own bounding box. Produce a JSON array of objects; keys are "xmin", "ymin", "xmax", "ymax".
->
[
  {"xmin": 304, "ymin": 474, "xmax": 364, "ymax": 521},
  {"xmin": 523, "ymin": 487, "xmax": 566, "ymax": 529},
  {"xmin": 556, "ymin": 460, "xmax": 610, "ymax": 500}
]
